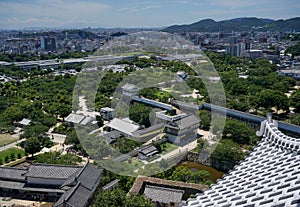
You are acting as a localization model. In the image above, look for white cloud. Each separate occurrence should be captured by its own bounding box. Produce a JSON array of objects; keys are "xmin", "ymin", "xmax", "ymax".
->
[
  {"xmin": 118, "ymin": 4, "xmax": 161, "ymax": 13},
  {"xmin": 0, "ymin": 0, "xmax": 111, "ymax": 28}
]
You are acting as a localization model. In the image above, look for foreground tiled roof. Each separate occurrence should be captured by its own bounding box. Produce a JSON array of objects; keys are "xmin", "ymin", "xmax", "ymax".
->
[
  {"xmin": 25, "ymin": 163, "xmax": 81, "ymax": 180},
  {"xmin": 0, "ymin": 162, "xmax": 103, "ymax": 207},
  {"xmin": 184, "ymin": 117, "xmax": 300, "ymax": 207},
  {"xmin": 144, "ymin": 184, "xmax": 184, "ymax": 203},
  {"xmin": 54, "ymin": 163, "xmax": 103, "ymax": 207},
  {"xmin": 0, "ymin": 166, "xmax": 27, "ymax": 181},
  {"xmin": 0, "ymin": 180, "xmax": 64, "ymax": 193}
]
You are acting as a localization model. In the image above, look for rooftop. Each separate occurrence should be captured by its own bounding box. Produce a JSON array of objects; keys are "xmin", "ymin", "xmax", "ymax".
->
[
  {"xmin": 139, "ymin": 145, "xmax": 158, "ymax": 156},
  {"xmin": 144, "ymin": 185, "xmax": 184, "ymax": 204},
  {"xmin": 18, "ymin": 118, "xmax": 31, "ymax": 126},
  {"xmin": 0, "ymin": 167, "xmax": 27, "ymax": 181},
  {"xmin": 167, "ymin": 114, "xmax": 200, "ymax": 130},
  {"xmin": 65, "ymin": 113, "xmax": 85, "ymax": 124},
  {"xmin": 25, "ymin": 163, "xmax": 82, "ymax": 180},
  {"xmin": 106, "ymin": 118, "xmax": 140, "ymax": 136}
]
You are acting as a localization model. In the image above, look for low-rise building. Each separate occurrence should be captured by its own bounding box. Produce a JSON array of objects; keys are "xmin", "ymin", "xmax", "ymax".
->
[
  {"xmin": 18, "ymin": 118, "xmax": 31, "ymax": 127},
  {"xmin": 128, "ymin": 176, "xmax": 207, "ymax": 207},
  {"xmin": 105, "ymin": 118, "xmax": 140, "ymax": 137},
  {"xmin": 65, "ymin": 113, "xmax": 94, "ymax": 126},
  {"xmin": 138, "ymin": 145, "xmax": 159, "ymax": 160},
  {"xmin": 165, "ymin": 114, "xmax": 199, "ymax": 146},
  {"xmin": 100, "ymin": 107, "xmax": 115, "ymax": 120},
  {"xmin": 278, "ymin": 69, "xmax": 300, "ymax": 79}
]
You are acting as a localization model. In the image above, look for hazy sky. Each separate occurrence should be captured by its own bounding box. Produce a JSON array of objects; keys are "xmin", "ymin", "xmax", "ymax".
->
[{"xmin": 0, "ymin": 0, "xmax": 299, "ymax": 29}]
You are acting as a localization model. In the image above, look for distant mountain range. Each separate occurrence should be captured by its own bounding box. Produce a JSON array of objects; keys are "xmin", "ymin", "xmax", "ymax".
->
[{"xmin": 163, "ymin": 17, "xmax": 300, "ymax": 32}]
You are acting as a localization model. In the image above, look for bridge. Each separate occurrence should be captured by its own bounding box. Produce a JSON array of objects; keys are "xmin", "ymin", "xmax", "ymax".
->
[{"xmin": 183, "ymin": 114, "xmax": 300, "ymax": 207}]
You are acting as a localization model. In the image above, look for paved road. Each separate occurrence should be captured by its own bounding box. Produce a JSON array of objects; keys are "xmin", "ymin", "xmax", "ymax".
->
[{"xmin": 0, "ymin": 139, "xmax": 26, "ymax": 152}]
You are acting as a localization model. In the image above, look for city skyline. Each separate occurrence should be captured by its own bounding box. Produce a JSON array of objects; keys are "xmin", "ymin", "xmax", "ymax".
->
[{"xmin": 0, "ymin": 0, "xmax": 300, "ymax": 29}]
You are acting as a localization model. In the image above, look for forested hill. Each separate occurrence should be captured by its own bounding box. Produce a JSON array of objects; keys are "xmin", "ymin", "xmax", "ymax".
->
[{"xmin": 162, "ymin": 17, "xmax": 300, "ymax": 32}]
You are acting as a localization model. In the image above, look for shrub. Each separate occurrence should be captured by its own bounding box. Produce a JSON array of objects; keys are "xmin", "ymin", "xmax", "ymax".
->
[
  {"xmin": 10, "ymin": 153, "xmax": 16, "ymax": 161},
  {"xmin": 4, "ymin": 155, "xmax": 10, "ymax": 163}
]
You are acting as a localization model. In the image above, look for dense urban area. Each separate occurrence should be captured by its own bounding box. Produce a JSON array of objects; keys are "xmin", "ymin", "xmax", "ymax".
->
[{"xmin": 0, "ymin": 17, "xmax": 300, "ymax": 207}]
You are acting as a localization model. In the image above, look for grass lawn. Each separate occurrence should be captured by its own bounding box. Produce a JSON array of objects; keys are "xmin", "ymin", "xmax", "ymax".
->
[
  {"xmin": 0, "ymin": 147, "xmax": 26, "ymax": 163},
  {"xmin": 0, "ymin": 134, "xmax": 19, "ymax": 147},
  {"xmin": 161, "ymin": 142, "xmax": 178, "ymax": 155}
]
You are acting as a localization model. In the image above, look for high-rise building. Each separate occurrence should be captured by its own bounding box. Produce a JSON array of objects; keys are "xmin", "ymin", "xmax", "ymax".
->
[
  {"xmin": 226, "ymin": 44, "xmax": 241, "ymax": 57},
  {"xmin": 40, "ymin": 36, "xmax": 56, "ymax": 51}
]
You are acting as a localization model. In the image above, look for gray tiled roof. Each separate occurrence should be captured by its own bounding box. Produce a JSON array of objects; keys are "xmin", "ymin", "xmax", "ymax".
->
[
  {"xmin": 65, "ymin": 113, "xmax": 85, "ymax": 124},
  {"xmin": 0, "ymin": 180, "xmax": 64, "ymax": 193},
  {"xmin": 144, "ymin": 185, "xmax": 184, "ymax": 203},
  {"xmin": 0, "ymin": 163, "xmax": 102, "ymax": 207},
  {"xmin": 102, "ymin": 179, "xmax": 119, "ymax": 190},
  {"xmin": 25, "ymin": 164, "xmax": 81, "ymax": 180},
  {"xmin": 139, "ymin": 145, "xmax": 158, "ymax": 155},
  {"xmin": 103, "ymin": 130, "xmax": 122, "ymax": 140},
  {"xmin": 55, "ymin": 163, "xmax": 103, "ymax": 207},
  {"xmin": 167, "ymin": 114, "xmax": 199, "ymax": 130},
  {"xmin": 132, "ymin": 123, "xmax": 165, "ymax": 136},
  {"xmin": 75, "ymin": 163, "xmax": 103, "ymax": 190},
  {"xmin": 0, "ymin": 167, "xmax": 27, "ymax": 181},
  {"xmin": 80, "ymin": 116, "xmax": 93, "ymax": 125},
  {"xmin": 106, "ymin": 118, "xmax": 140, "ymax": 136},
  {"xmin": 54, "ymin": 182, "xmax": 91, "ymax": 207},
  {"xmin": 18, "ymin": 118, "xmax": 31, "ymax": 126}
]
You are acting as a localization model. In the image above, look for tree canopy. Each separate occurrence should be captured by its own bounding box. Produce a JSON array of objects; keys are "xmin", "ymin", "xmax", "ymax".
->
[
  {"xmin": 92, "ymin": 188, "xmax": 154, "ymax": 207},
  {"xmin": 24, "ymin": 137, "xmax": 41, "ymax": 156}
]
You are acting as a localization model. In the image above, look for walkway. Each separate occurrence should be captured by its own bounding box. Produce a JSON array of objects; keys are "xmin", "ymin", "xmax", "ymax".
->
[{"xmin": 0, "ymin": 139, "xmax": 25, "ymax": 152}]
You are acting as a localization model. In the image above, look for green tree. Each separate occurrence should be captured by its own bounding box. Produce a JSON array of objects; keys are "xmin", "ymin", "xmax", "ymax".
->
[
  {"xmin": 198, "ymin": 110, "xmax": 211, "ymax": 130},
  {"xmin": 115, "ymin": 137, "xmax": 141, "ymax": 154},
  {"xmin": 92, "ymin": 188, "xmax": 154, "ymax": 207},
  {"xmin": 222, "ymin": 119, "xmax": 256, "ymax": 145},
  {"xmin": 211, "ymin": 139, "xmax": 245, "ymax": 172},
  {"xmin": 257, "ymin": 89, "xmax": 289, "ymax": 112},
  {"xmin": 290, "ymin": 113, "xmax": 300, "ymax": 125},
  {"xmin": 290, "ymin": 89, "xmax": 300, "ymax": 113},
  {"xmin": 168, "ymin": 166, "xmax": 212, "ymax": 184},
  {"xmin": 21, "ymin": 124, "xmax": 49, "ymax": 139},
  {"xmin": 129, "ymin": 103, "xmax": 152, "ymax": 127},
  {"xmin": 24, "ymin": 137, "xmax": 41, "ymax": 157},
  {"xmin": 35, "ymin": 152, "xmax": 82, "ymax": 165},
  {"xmin": 10, "ymin": 153, "xmax": 16, "ymax": 161},
  {"xmin": 285, "ymin": 42, "xmax": 300, "ymax": 57},
  {"xmin": 4, "ymin": 155, "xmax": 10, "ymax": 163}
]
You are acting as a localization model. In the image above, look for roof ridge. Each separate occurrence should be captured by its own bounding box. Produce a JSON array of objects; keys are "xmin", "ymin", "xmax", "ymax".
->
[
  {"xmin": 64, "ymin": 181, "xmax": 81, "ymax": 202},
  {"xmin": 31, "ymin": 163, "xmax": 83, "ymax": 168},
  {"xmin": 75, "ymin": 162, "xmax": 89, "ymax": 180},
  {"xmin": 0, "ymin": 166, "xmax": 27, "ymax": 171},
  {"xmin": 145, "ymin": 184, "xmax": 185, "ymax": 193}
]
